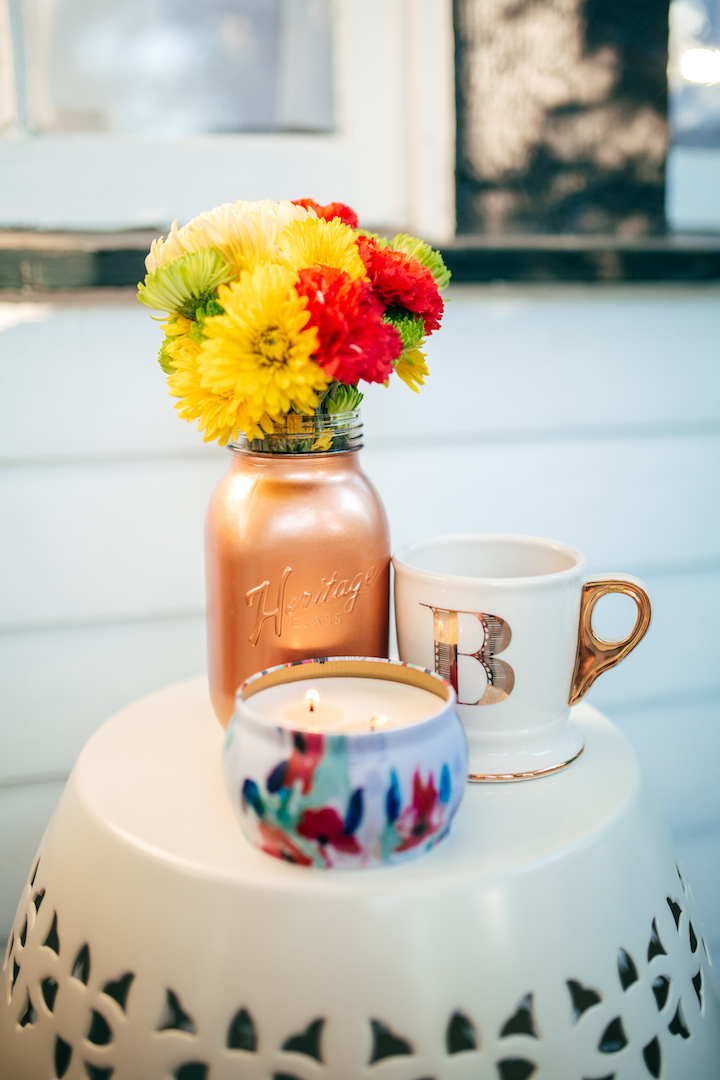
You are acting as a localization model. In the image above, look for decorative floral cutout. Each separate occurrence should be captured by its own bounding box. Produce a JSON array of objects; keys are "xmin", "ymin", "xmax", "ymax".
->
[
  {"xmin": 102, "ymin": 973, "xmax": 134, "ymax": 1012},
  {"xmin": 647, "ymin": 920, "xmax": 667, "ymax": 962},
  {"xmin": 41, "ymin": 977, "xmax": 59, "ymax": 1012},
  {"xmin": 500, "ymin": 994, "xmax": 538, "ymax": 1038},
  {"xmin": 667, "ymin": 897, "xmax": 682, "ymax": 929},
  {"xmin": 497, "ymin": 1058, "xmax": 537, "ymax": 1080},
  {"xmin": 651, "ymin": 975, "xmax": 671, "ymax": 1011},
  {"xmin": 642, "ymin": 1036, "xmax": 662, "ymax": 1078},
  {"xmin": 72, "ymin": 945, "xmax": 91, "ymax": 985},
  {"xmin": 84, "ymin": 1065, "xmax": 113, "ymax": 1080},
  {"xmin": 157, "ymin": 990, "xmax": 196, "ymax": 1034},
  {"xmin": 617, "ymin": 949, "xmax": 639, "ymax": 990},
  {"xmin": 567, "ymin": 979, "xmax": 602, "ymax": 1023},
  {"xmin": 43, "ymin": 912, "xmax": 60, "ymax": 955},
  {"xmin": 692, "ymin": 969, "xmax": 703, "ymax": 1009},
  {"xmin": 598, "ymin": 1017, "xmax": 627, "ymax": 1054},
  {"xmin": 369, "ymin": 1019, "xmax": 413, "ymax": 1062},
  {"xmin": 87, "ymin": 1009, "xmax": 113, "ymax": 1046},
  {"xmin": 689, "ymin": 922, "xmax": 698, "ymax": 953},
  {"xmin": 227, "ymin": 1007, "xmax": 257, "ymax": 1051},
  {"xmin": 446, "ymin": 1011, "xmax": 478, "ymax": 1053},
  {"xmin": 282, "ymin": 1017, "xmax": 325, "ymax": 1061},
  {"xmin": 54, "ymin": 1036, "xmax": 72, "ymax": 1078},
  {"xmin": 668, "ymin": 1001, "xmax": 690, "ymax": 1039},
  {"xmin": 173, "ymin": 1064, "xmax": 208, "ymax": 1080},
  {"xmin": 19, "ymin": 992, "xmax": 37, "ymax": 1027}
]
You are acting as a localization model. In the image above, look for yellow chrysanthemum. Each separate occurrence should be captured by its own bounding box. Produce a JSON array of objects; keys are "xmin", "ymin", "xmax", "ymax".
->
[
  {"xmin": 145, "ymin": 200, "xmax": 313, "ymax": 276},
  {"xmin": 395, "ymin": 345, "xmax": 429, "ymax": 392},
  {"xmin": 277, "ymin": 216, "xmax": 367, "ymax": 280},
  {"xmin": 165, "ymin": 264, "xmax": 329, "ymax": 444}
]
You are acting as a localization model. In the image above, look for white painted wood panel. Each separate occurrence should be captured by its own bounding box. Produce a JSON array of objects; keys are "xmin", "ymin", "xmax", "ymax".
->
[
  {"xmin": 673, "ymin": 830, "xmax": 720, "ymax": 959},
  {"xmin": 0, "ymin": 457, "xmax": 225, "ymax": 627},
  {"xmin": 364, "ymin": 284, "xmax": 720, "ymax": 445},
  {"xmin": 363, "ymin": 434, "xmax": 720, "ymax": 571},
  {"xmin": 0, "ymin": 298, "xmax": 208, "ymax": 461},
  {"xmin": 0, "ymin": 781, "xmax": 65, "ymax": 934},
  {"xmin": 0, "ymin": 617, "xmax": 205, "ymax": 783},
  {"xmin": 2, "ymin": 435, "xmax": 718, "ymax": 629},
  {"xmin": 2, "ymin": 284, "xmax": 719, "ymax": 462},
  {"xmin": 0, "ymin": 572, "xmax": 717, "ymax": 786},
  {"xmin": 587, "ymin": 569, "xmax": 720, "ymax": 711},
  {"xmin": 612, "ymin": 699, "xmax": 720, "ymax": 837}
]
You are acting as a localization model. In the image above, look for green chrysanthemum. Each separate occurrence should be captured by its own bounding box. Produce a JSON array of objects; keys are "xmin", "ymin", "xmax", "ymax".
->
[
  {"xmin": 137, "ymin": 249, "xmax": 234, "ymax": 317},
  {"xmin": 322, "ymin": 381, "xmax": 364, "ymax": 413},
  {"xmin": 158, "ymin": 338, "xmax": 176, "ymax": 374},
  {"xmin": 382, "ymin": 310, "xmax": 425, "ymax": 352},
  {"xmin": 388, "ymin": 234, "xmax": 451, "ymax": 290}
]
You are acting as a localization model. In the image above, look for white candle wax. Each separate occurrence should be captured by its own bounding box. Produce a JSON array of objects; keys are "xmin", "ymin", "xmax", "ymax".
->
[{"xmin": 246, "ymin": 677, "xmax": 445, "ymax": 734}]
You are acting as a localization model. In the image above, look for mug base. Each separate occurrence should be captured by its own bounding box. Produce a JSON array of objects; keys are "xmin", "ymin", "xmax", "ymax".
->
[
  {"xmin": 465, "ymin": 718, "xmax": 585, "ymax": 782},
  {"xmin": 468, "ymin": 743, "xmax": 585, "ymax": 782}
]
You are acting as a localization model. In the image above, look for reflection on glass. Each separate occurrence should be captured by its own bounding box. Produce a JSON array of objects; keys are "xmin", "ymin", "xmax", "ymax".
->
[
  {"xmin": 23, "ymin": 0, "xmax": 334, "ymax": 134},
  {"xmin": 669, "ymin": 0, "xmax": 720, "ymax": 145}
]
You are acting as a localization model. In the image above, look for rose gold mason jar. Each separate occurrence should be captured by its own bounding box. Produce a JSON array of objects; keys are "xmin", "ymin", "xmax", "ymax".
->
[{"xmin": 205, "ymin": 411, "xmax": 390, "ymax": 727}]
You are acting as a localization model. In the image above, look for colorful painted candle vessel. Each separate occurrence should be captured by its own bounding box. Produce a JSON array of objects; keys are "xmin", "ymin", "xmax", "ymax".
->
[{"xmin": 223, "ymin": 657, "xmax": 469, "ymax": 869}]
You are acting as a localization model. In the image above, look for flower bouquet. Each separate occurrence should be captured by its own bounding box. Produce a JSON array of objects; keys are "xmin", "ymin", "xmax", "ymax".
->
[{"xmin": 137, "ymin": 197, "xmax": 450, "ymax": 452}]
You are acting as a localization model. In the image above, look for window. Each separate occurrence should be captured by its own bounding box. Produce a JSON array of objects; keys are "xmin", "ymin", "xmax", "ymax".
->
[{"xmin": 0, "ymin": 0, "xmax": 456, "ymax": 239}]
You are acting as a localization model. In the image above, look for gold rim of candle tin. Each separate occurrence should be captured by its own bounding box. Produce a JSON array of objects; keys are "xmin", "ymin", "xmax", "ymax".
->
[{"xmin": 239, "ymin": 656, "xmax": 453, "ymax": 703}]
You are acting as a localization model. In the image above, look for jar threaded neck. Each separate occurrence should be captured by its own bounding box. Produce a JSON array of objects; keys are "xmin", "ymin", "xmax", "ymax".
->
[{"xmin": 231, "ymin": 410, "xmax": 362, "ymax": 455}]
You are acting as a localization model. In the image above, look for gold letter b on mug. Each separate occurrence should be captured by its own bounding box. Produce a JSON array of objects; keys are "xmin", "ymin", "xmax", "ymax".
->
[{"xmin": 421, "ymin": 606, "xmax": 515, "ymax": 706}]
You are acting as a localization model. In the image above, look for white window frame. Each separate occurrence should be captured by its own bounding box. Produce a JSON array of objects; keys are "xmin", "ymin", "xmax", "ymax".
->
[{"xmin": 0, "ymin": 0, "xmax": 455, "ymax": 241}]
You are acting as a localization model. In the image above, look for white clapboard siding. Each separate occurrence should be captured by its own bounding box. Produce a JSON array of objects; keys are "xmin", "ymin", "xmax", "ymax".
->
[
  {"xmin": 363, "ymin": 284, "xmax": 720, "ymax": 443},
  {"xmin": 363, "ymin": 434, "xmax": 720, "ymax": 569},
  {"xmin": 0, "ymin": 782, "xmax": 66, "ymax": 934},
  {"xmin": 2, "ymin": 285, "xmax": 720, "ymax": 465},
  {"xmin": 612, "ymin": 700, "xmax": 720, "ymax": 835},
  {"xmin": 0, "ymin": 572, "xmax": 715, "ymax": 788},
  {"xmin": 0, "ymin": 458, "xmax": 224, "ymax": 627},
  {"xmin": 0, "ymin": 616, "xmax": 206, "ymax": 783},
  {"xmin": 1, "ymin": 284, "xmax": 719, "ymax": 957},
  {"xmin": 1, "ymin": 437, "xmax": 717, "ymax": 629}
]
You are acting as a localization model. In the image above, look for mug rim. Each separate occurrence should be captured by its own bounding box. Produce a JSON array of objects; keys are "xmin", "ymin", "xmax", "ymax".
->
[{"xmin": 392, "ymin": 533, "xmax": 587, "ymax": 588}]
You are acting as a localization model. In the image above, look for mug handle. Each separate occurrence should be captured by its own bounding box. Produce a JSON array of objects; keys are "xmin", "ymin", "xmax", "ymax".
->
[{"xmin": 569, "ymin": 574, "xmax": 652, "ymax": 706}]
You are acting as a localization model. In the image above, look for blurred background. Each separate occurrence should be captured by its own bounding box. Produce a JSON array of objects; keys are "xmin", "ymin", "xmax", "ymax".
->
[{"xmin": 0, "ymin": 0, "xmax": 719, "ymax": 961}]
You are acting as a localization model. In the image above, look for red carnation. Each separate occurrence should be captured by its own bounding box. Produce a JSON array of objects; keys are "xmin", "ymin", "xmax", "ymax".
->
[
  {"xmin": 356, "ymin": 235, "xmax": 444, "ymax": 334},
  {"xmin": 292, "ymin": 198, "xmax": 359, "ymax": 230},
  {"xmin": 296, "ymin": 266, "xmax": 402, "ymax": 384}
]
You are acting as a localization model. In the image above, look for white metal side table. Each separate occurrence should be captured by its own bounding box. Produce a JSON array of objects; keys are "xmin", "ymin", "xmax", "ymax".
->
[{"xmin": 2, "ymin": 676, "xmax": 718, "ymax": 1079}]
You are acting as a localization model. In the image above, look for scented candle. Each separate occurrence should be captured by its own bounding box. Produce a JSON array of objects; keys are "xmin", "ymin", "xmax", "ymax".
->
[{"xmin": 223, "ymin": 657, "xmax": 468, "ymax": 868}]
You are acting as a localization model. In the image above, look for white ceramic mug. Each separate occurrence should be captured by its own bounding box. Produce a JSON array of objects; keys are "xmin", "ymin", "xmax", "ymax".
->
[{"xmin": 392, "ymin": 534, "xmax": 651, "ymax": 781}]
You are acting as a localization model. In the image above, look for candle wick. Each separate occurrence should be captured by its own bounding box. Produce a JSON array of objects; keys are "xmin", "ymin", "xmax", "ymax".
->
[{"xmin": 309, "ymin": 701, "xmax": 315, "ymax": 713}]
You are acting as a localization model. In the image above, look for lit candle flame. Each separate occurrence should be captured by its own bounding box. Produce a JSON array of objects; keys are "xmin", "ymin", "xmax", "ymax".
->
[
  {"xmin": 370, "ymin": 715, "xmax": 388, "ymax": 731},
  {"xmin": 306, "ymin": 689, "xmax": 320, "ymax": 713}
]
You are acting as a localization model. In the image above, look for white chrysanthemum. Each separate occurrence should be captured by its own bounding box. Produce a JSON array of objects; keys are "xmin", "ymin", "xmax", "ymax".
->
[{"xmin": 145, "ymin": 200, "xmax": 315, "ymax": 275}]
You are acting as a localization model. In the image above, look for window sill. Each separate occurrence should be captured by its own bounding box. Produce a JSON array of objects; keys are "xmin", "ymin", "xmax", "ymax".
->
[{"xmin": 1, "ymin": 231, "xmax": 720, "ymax": 289}]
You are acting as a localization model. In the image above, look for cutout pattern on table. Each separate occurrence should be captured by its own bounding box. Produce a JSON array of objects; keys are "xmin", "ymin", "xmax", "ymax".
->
[{"xmin": 1, "ymin": 859, "xmax": 717, "ymax": 1079}]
